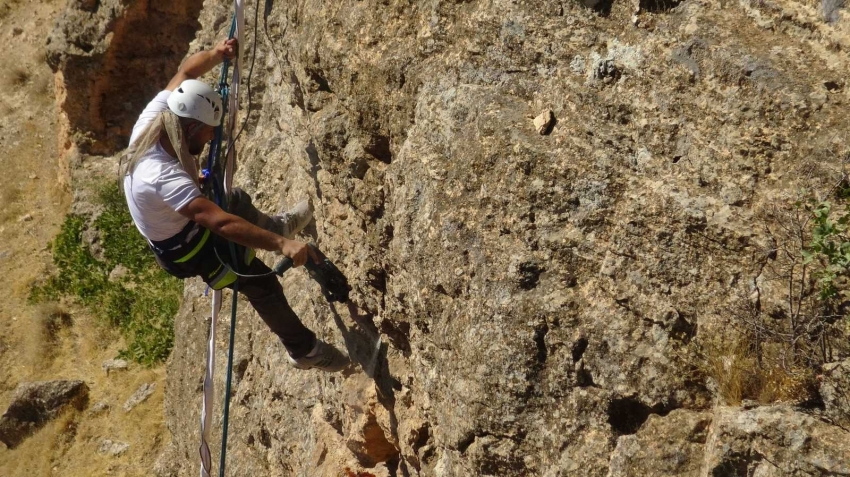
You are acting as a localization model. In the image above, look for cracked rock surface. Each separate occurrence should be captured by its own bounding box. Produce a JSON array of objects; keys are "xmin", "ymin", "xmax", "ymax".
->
[{"xmin": 47, "ymin": 0, "xmax": 850, "ymax": 475}]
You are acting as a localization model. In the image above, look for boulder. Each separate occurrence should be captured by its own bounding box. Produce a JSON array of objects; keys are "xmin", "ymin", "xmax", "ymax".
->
[
  {"xmin": 123, "ymin": 383, "xmax": 155, "ymax": 412},
  {"xmin": 0, "ymin": 380, "xmax": 88, "ymax": 449},
  {"xmin": 98, "ymin": 439, "xmax": 130, "ymax": 456},
  {"xmin": 102, "ymin": 358, "xmax": 129, "ymax": 374},
  {"xmin": 608, "ymin": 409, "xmax": 711, "ymax": 477},
  {"xmin": 704, "ymin": 406, "xmax": 850, "ymax": 476},
  {"xmin": 608, "ymin": 406, "xmax": 850, "ymax": 477}
]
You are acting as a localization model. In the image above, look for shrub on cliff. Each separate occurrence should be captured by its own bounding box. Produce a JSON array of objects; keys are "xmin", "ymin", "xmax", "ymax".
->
[
  {"xmin": 29, "ymin": 182, "xmax": 181, "ymax": 365},
  {"xmin": 702, "ymin": 186, "xmax": 850, "ymax": 405}
]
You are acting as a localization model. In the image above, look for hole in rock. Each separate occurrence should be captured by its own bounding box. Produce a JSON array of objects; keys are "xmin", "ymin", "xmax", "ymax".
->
[
  {"xmin": 571, "ymin": 337, "xmax": 589, "ymax": 362},
  {"xmin": 583, "ymin": 0, "xmax": 614, "ymax": 16},
  {"xmin": 364, "ymin": 135, "xmax": 393, "ymax": 164},
  {"xmin": 379, "ymin": 319, "xmax": 411, "ymax": 355},
  {"xmin": 307, "ymin": 68, "xmax": 332, "ymax": 92},
  {"xmin": 576, "ymin": 368, "xmax": 595, "ymax": 387},
  {"xmin": 353, "ymin": 412, "xmax": 400, "ymax": 468},
  {"xmin": 670, "ymin": 315, "xmax": 697, "ymax": 343},
  {"xmin": 824, "ymin": 80, "xmax": 843, "ymax": 92},
  {"xmin": 639, "ymin": 0, "xmax": 682, "ymax": 12},
  {"xmin": 457, "ymin": 432, "xmax": 476, "ymax": 453},
  {"xmin": 259, "ymin": 426, "xmax": 272, "ymax": 448},
  {"xmin": 517, "ymin": 261, "xmax": 543, "ymax": 290},
  {"xmin": 534, "ymin": 322, "xmax": 549, "ymax": 364},
  {"xmin": 607, "ymin": 397, "xmax": 670, "ymax": 435}
]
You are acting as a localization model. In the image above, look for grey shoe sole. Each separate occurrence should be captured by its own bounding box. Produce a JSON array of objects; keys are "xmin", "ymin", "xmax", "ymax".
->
[{"xmin": 288, "ymin": 340, "xmax": 349, "ymax": 372}]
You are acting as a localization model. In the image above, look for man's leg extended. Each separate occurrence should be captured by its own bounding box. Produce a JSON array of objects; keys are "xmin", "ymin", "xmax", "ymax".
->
[
  {"xmin": 229, "ymin": 188, "xmax": 312, "ymax": 239},
  {"xmin": 232, "ymin": 257, "xmax": 316, "ymax": 358}
]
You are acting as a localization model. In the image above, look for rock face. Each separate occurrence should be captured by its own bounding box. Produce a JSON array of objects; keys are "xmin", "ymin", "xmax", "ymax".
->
[
  {"xmin": 0, "ymin": 380, "xmax": 89, "ymax": 449},
  {"xmin": 608, "ymin": 407, "xmax": 850, "ymax": 476},
  {"xmin": 47, "ymin": 0, "xmax": 204, "ymax": 155},
  {"xmin": 48, "ymin": 0, "xmax": 850, "ymax": 475},
  {"xmin": 820, "ymin": 358, "xmax": 850, "ymax": 429}
]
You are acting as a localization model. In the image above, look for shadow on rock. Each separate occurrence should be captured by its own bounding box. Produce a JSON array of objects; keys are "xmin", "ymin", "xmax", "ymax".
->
[{"xmin": 328, "ymin": 301, "xmax": 400, "ymax": 402}]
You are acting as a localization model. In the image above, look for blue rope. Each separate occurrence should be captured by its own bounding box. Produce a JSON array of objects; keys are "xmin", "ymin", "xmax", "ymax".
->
[
  {"xmin": 206, "ymin": 17, "xmax": 237, "ymax": 208},
  {"xmin": 219, "ymin": 278, "xmax": 238, "ymax": 477},
  {"xmin": 203, "ymin": 13, "xmax": 239, "ymax": 477}
]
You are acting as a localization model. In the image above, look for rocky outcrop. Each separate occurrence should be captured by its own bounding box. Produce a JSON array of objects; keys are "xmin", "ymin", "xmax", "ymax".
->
[
  {"xmin": 98, "ymin": 438, "xmax": 130, "ymax": 456},
  {"xmin": 609, "ymin": 407, "xmax": 850, "ymax": 476},
  {"xmin": 705, "ymin": 407, "xmax": 850, "ymax": 476},
  {"xmin": 123, "ymin": 382, "xmax": 156, "ymax": 412},
  {"xmin": 48, "ymin": 0, "xmax": 850, "ymax": 475},
  {"xmin": 0, "ymin": 380, "xmax": 89, "ymax": 449},
  {"xmin": 47, "ymin": 0, "xmax": 204, "ymax": 155},
  {"xmin": 820, "ymin": 358, "xmax": 850, "ymax": 429}
]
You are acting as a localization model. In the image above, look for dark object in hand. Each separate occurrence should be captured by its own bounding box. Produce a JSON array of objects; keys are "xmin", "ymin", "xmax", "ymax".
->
[{"xmin": 274, "ymin": 244, "xmax": 350, "ymax": 303}]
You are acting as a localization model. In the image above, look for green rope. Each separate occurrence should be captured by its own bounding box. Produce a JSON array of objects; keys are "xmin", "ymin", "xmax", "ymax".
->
[
  {"xmin": 219, "ymin": 278, "xmax": 238, "ymax": 477},
  {"xmin": 214, "ymin": 14, "xmax": 238, "ymax": 477}
]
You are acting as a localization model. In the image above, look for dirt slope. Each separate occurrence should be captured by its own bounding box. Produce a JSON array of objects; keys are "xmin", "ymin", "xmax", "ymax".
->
[{"xmin": 0, "ymin": 1, "xmax": 166, "ymax": 475}]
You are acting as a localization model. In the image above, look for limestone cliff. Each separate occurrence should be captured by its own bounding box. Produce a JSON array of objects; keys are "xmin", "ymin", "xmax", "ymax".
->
[{"xmin": 49, "ymin": 0, "xmax": 850, "ymax": 475}]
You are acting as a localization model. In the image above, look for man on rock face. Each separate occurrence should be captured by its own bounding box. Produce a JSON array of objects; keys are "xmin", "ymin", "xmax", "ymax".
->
[{"xmin": 121, "ymin": 38, "xmax": 348, "ymax": 372}]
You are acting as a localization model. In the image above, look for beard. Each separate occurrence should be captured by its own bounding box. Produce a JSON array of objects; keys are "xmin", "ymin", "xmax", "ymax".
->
[
  {"xmin": 184, "ymin": 123, "xmax": 212, "ymax": 155},
  {"xmin": 186, "ymin": 135, "xmax": 208, "ymax": 155},
  {"xmin": 188, "ymin": 143, "xmax": 205, "ymax": 155}
]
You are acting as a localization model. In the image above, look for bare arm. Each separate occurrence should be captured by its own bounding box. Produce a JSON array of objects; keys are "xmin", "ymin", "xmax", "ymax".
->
[
  {"xmin": 179, "ymin": 196, "xmax": 318, "ymax": 267},
  {"xmin": 165, "ymin": 38, "xmax": 238, "ymax": 92}
]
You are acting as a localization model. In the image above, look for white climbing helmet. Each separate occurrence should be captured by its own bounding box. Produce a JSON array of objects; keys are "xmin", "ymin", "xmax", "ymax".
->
[{"xmin": 167, "ymin": 79, "xmax": 223, "ymax": 126}]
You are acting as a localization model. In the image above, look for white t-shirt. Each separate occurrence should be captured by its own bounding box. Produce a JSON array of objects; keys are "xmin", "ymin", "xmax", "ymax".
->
[{"xmin": 123, "ymin": 91, "xmax": 202, "ymax": 242}]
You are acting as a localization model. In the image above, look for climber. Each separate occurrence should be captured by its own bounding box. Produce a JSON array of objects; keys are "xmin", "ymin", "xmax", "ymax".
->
[{"xmin": 120, "ymin": 38, "xmax": 349, "ymax": 372}]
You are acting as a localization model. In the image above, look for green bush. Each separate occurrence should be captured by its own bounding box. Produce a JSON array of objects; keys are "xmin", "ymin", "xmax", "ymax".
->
[
  {"xmin": 95, "ymin": 184, "xmax": 152, "ymax": 274},
  {"xmin": 30, "ymin": 214, "xmax": 106, "ymax": 304},
  {"xmin": 803, "ymin": 200, "xmax": 850, "ymax": 300},
  {"xmin": 30, "ymin": 182, "xmax": 182, "ymax": 365}
]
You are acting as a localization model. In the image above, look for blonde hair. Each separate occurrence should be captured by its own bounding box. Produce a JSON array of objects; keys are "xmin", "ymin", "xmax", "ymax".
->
[{"xmin": 120, "ymin": 111, "xmax": 200, "ymax": 188}]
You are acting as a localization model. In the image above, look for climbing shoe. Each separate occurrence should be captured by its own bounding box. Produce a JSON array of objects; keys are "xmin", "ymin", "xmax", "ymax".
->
[
  {"xmin": 289, "ymin": 339, "xmax": 350, "ymax": 372},
  {"xmin": 272, "ymin": 199, "xmax": 313, "ymax": 239}
]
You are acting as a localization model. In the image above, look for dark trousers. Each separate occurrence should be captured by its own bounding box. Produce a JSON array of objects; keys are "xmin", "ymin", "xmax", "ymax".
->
[
  {"xmin": 152, "ymin": 189, "xmax": 316, "ymax": 358},
  {"xmin": 221, "ymin": 256, "xmax": 316, "ymax": 359}
]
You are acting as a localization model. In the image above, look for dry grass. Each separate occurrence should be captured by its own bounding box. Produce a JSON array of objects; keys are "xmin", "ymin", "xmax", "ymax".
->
[
  {"xmin": 700, "ymin": 186, "xmax": 850, "ymax": 407},
  {"xmin": 0, "ymin": 185, "xmax": 22, "ymax": 224},
  {"xmin": 0, "ymin": 0, "xmax": 167, "ymax": 474},
  {"xmin": 21, "ymin": 303, "xmax": 71, "ymax": 365},
  {"xmin": 699, "ymin": 334, "xmax": 818, "ymax": 405},
  {"xmin": 74, "ymin": 310, "xmax": 121, "ymax": 357},
  {"xmin": 0, "ymin": 409, "xmax": 80, "ymax": 477},
  {"xmin": 35, "ymin": 303, "xmax": 73, "ymax": 341},
  {"xmin": 32, "ymin": 71, "xmax": 54, "ymax": 99},
  {"xmin": 7, "ymin": 67, "xmax": 31, "ymax": 88}
]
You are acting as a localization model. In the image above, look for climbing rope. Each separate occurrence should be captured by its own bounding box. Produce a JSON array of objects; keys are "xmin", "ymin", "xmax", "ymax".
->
[
  {"xmin": 217, "ymin": 17, "xmax": 240, "ymax": 477},
  {"xmin": 197, "ymin": 1, "xmax": 330, "ymax": 474},
  {"xmin": 198, "ymin": 2, "xmax": 245, "ymax": 477}
]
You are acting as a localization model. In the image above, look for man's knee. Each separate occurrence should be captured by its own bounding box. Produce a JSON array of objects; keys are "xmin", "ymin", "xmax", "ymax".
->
[
  {"xmin": 229, "ymin": 187, "xmax": 251, "ymax": 208},
  {"xmin": 229, "ymin": 188, "xmax": 261, "ymax": 223},
  {"xmin": 238, "ymin": 274, "xmax": 284, "ymax": 299}
]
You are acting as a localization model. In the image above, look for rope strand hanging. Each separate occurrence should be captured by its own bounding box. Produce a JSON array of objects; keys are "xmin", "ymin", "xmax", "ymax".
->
[{"xmin": 198, "ymin": 2, "xmax": 247, "ymax": 476}]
